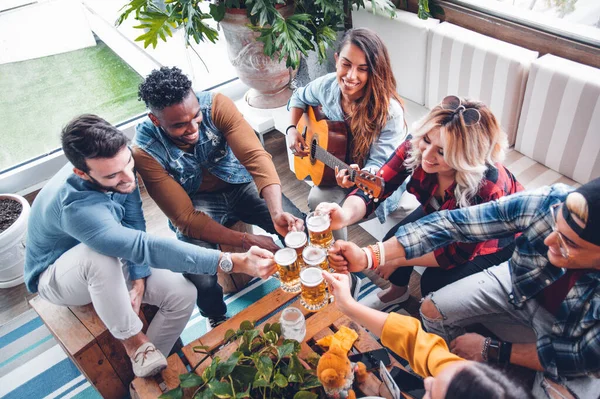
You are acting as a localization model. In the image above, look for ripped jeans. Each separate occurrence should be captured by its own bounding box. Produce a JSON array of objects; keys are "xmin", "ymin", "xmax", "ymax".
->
[{"xmin": 420, "ymin": 263, "xmax": 600, "ymax": 399}]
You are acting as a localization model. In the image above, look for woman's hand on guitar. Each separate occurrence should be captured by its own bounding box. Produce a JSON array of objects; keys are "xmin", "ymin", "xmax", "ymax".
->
[
  {"xmin": 287, "ymin": 126, "xmax": 309, "ymax": 157},
  {"xmin": 335, "ymin": 164, "xmax": 360, "ymax": 189},
  {"xmin": 315, "ymin": 202, "xmax": 348, "ymax": 230}
]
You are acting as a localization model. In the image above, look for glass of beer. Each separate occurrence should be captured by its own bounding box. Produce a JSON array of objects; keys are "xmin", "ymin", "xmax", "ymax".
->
[
  {"xmin": 285, "ymin": 231, "xmax": 308, "ymax": 268},
  {"xmin": 300, "ymin": 267, "xmax": 328, "ymax": 311},
  {"xmin": 302, "ymin": 246, "xmax": 329, "ymax": 271},
  {"xmin": 306, "ymin": 211, "xmax": 334, "ymax": 248},
  {"xmin": 274, "ymin": 248, "xmax": 300, "ymax": 293}
]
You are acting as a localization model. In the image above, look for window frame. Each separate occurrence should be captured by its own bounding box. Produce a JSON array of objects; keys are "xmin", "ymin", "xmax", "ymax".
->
[{"xmin": 403, "ymin": 0, "xmax": 600, "ymax": 69}]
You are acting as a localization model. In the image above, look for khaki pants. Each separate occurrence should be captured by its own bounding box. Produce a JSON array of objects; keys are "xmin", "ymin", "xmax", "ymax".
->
[{"xmin": 37, "ymin": 243, "xmax": 197, "ymax": 354}]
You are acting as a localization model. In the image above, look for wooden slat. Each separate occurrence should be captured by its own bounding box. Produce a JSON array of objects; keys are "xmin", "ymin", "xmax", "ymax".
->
[
  {"xmin": 70, "ymin": 304, "xmax": 107, "ymax": 337},
  {"xmin": 29, "ymin": 296, "xmax": 95, "ymax": 356},
  {"xmin": 130, "ymin": 376, "xmax": 163, "ymax": 399},
  {"xmin": 76, "ymin": 343, "xmax": 128, "ymax": 398},
  {"xmin": 163, "ymin": 354, "xmax": 188, "ymax": 390},
  {"xmin": 181, "ymin": 341, "xmax": 214, "ymax": 377},
  {"xmin": 96, "ymin": 332, "xmax": 134, "ymax": 386}
]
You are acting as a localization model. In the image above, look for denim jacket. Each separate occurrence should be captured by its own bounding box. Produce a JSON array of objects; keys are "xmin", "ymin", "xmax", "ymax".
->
[
  {"xmin": 135, "ymin": 91, "xmax": 253, "ymax": 198},
  {"xmin": 288, "ymin": 73, "xmax": 408, "ymax": 221}
]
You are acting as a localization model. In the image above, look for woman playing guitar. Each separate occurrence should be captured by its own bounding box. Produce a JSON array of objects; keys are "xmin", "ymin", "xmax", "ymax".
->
[
  {"xmin": 287, "ymin": 28, "xmax": 408, "ymax": 242},
  {"xmin": 319, "ymin": 96, "xmax": 523, "ymax": 310}
]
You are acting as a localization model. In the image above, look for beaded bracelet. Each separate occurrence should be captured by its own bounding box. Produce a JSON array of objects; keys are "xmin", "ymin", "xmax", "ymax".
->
[
  {"xmin": 241, "ymin": 232, "xmax": 248, "ymax": 250},
  {"xmin": 481, "ymin": 337, "xmax": 492, "ymax": 362},
  {"xmin": 368, "ymin": 244, "xmax": 380, "ymax": 270}
]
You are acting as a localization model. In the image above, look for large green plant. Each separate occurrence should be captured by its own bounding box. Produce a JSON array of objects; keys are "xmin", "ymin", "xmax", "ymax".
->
[
  {"xmin": 116, "ymin": 0, "xmax": 397, "ymax": 69},
  {"xmin": 160, "ymin": 320, "xmax": 322, "ymax": 399}
]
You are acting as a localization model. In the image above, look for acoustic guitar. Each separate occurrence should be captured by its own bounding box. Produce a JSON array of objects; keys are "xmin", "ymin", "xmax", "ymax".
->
[{"xmin": 293, "ymin": 106, "xmax": 385, "ymax": 200}]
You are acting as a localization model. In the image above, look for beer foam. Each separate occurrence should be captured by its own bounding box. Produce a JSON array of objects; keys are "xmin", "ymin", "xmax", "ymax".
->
[
  {"xmin": 285, "ymin": 231, "xmax": 307, "ymax": 248},
  {"xmin": 302, "ymin": 246, "xmax": 326, "ymax": 264},
  {"xmin": 300, "ymin": 267, "xmax": 323, "ymax": 287},
  {"xmin": 274, "ymin": 247, "xmax": 297, "ymax": 265},
  {"xmin": 307, "ymin": 214, "xmax": 330, "ymax": 233}
]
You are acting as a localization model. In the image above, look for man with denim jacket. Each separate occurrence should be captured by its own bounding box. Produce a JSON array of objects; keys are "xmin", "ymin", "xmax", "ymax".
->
[
  {"xmin": 329, "ymin": 179, "xmax": 600, "ymax": 397},
  {"xmin": 25, "ymin": 115, "xmax": 277, "ymax": 378},
  {"xmin": 133, "ymin": 67, "xmax": 304, "ymax": 327}
]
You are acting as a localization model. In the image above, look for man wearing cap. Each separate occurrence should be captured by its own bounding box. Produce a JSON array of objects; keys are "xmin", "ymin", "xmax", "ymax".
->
[{"xmin": 328, "ymin": 179, "xmax": 600, "ymax": 397}]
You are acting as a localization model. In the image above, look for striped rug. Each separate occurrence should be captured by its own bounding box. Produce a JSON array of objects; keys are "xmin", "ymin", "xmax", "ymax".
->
[{"xmin": 0, "ymin": 272, "xmax": 404, "ymax": 398}]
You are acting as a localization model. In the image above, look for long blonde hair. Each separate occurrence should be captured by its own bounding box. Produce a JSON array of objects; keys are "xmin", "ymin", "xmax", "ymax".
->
[
  {"xmin": 405, "ymin": 98, "xmax": 508, "ymax": 207},
  {"xmin": 338, "ymin": 28, "xmax": 404, "ymax": 167}
]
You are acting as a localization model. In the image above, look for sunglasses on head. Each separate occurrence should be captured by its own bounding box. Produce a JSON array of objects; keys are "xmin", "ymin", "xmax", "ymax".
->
[{"xmin": 441, "ymin": 95, "xmax": 481, "ymax": 126}]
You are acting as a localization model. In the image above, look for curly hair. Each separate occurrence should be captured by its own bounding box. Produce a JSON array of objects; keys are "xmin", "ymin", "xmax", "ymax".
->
[
  {"xmin": 138, "ymin": 66, "xmax": 193, "ymax": 111},
  {"xmin": 61, "ymin": 114, "xmax": 129, "ymax": 173}
]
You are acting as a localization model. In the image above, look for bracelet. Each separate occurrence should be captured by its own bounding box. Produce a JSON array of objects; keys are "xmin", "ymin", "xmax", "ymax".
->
[
  {"xmin": 481, "ymin": 337, "xmax": 491, "ymax": 362},
  {"xmin": 499, "ymin": 341, "xmax": 513, "ymax": 365},
  {"xmin": 362, "ymin": 247, "xmax": 373, "ymax": 270},
  {"xmin": 241, "ymin": 232, "xmax": 248, "ymax": 250},
  {"xmin": 285, "ymin": 124, "xmax": 296, "ymax": 135},
  {"xmin": 369, "ymin": 244, "xmax": 381, "ymax": 270},
  {"xmin": 377, "ymin": 241, "xmax": 386, "ymax": 266}
]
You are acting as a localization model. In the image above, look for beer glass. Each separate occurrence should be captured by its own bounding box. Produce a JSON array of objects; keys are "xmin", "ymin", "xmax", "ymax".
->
[
  {"xmin": 280, "ymin": 307, "xmax": 306, "ymax": 342},
  {"xmin": 274, "ymin": 248, "xmax": 300, "ymax": 293},
  {"xmin": 302, "ymin": 246, "xmax": 329, "ymax": 271},
  {"xmin": 285, "ymin": 231, "xmax": 308, "ymax": 268},
  {"xmin": 306, "ymin": 211, "xmax": 334, "ymax": 248},
  {"xmin": 300, "ymin": 267, "xmax": 328, "ymax": 311}
]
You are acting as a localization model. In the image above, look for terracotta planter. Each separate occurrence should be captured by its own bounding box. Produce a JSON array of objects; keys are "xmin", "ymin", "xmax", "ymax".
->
[
  {"xmin": 220, "ymin": 4, "xmax": 297, "ymax": 109},
  {"xmin": 0, "ymin": 194, "xmax": 30, "ymax": 288}
]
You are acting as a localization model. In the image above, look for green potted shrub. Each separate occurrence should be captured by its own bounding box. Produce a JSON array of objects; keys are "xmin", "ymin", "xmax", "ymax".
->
[
  {"xmin": 116, "ymin": 0, "xmax": 396, "ymax": 108},
  {"xmin": 161, "ymin": 320, "xmax": 321, "ymax": 399}
]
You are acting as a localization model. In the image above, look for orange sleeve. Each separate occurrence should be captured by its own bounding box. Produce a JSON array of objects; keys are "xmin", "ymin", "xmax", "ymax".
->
[
  {"xmin": 132, "ymin": 146, "xmax": 211, "ymax": 239},
  {"xmin": 211, "ymin": 93, "xmax": 280, "ymax": 195},
  {"xmin": 380, "ymin": 313, "xmax": 464, "ymax": 377}
]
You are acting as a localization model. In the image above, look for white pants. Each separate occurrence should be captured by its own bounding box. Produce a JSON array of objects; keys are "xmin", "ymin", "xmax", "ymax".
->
[{"xmin": 37, "ymin": 243, "xmax": 197, "ymax": 355}]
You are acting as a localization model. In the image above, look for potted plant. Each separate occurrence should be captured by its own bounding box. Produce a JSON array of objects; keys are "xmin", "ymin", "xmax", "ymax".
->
[
  {"xmin": 116, "ymin": 0, "xmax": 396, "ymax": 108},
  {"xmin": 160, "ymin": 320, "xmax": 321, "ymax": 399},
  {"xmin": 0, "ymin": 194, "xmax": 30, "ymax": 288}
]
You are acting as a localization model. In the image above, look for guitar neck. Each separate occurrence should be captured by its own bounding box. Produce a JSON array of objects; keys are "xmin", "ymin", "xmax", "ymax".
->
[{"xmin": 313, "ymin": 145, "xmax": 351, "ymax": 174}]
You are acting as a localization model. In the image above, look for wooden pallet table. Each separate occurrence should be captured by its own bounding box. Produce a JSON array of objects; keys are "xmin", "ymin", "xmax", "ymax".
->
[{"xmin": 130, "ymin": 288, "xmax": 410, "ymax": 399}]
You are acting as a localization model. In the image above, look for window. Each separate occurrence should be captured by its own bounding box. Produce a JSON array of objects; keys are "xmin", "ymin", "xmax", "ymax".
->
[{"xmin": 449, "ymin": 0, "xmax": 600, "ymax": 47}]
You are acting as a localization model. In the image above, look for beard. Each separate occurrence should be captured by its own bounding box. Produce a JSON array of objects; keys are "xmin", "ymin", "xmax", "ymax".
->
[{"xmin": 88, "ymin": 171, "xmax": 137, "ymax": 194}]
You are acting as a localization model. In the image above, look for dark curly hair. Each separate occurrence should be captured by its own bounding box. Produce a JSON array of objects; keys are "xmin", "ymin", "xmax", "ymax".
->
[
  {"xmin": 138, "ymin": 66, "xmax": 193, "ymax": 111},
  {"xmin": 61, "ymin": 114, "xmax": 129, "ymax": 173}
]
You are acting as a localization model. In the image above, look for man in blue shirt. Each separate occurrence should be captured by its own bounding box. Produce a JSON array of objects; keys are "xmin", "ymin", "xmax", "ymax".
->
[
  {"xmin": 25, "ymin": 115, "xmax": 277, "ymax": 378},
  {"xmin": 328, "ymin": 179, "xmax": 600, "ymax": 397}
]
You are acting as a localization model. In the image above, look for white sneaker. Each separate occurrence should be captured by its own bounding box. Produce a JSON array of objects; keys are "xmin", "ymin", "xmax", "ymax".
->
[
  {"xmin": 359, "ymin": 288, "xmax": 410, "ymax": 311},
  {"xmin": 131, "ymin": 342, "xmax": 168, "ymax": 378}
]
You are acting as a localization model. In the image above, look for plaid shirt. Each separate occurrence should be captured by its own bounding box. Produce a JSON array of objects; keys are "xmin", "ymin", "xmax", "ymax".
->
[
  {"xmin": 352, "ymin": 140, "xmax": 523, "ymax": 269},
  {"xmin": 395, "ymin": 184, "xmax": 600, "ymax": 378}
]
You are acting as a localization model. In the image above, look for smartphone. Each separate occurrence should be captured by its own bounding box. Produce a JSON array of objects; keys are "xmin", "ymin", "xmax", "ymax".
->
[
  {"xmin": 389, "ymin": 366, "xmax": 426, "ymax": 399},
  {"xmin": 348, "ymin": 348, "xmax": 391, "ymax": 370}
]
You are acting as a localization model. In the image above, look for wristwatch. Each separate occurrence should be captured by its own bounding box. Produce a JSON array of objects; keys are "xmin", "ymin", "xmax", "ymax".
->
[
  {"xmin": 219, "ymin": 252, "xmax": 234, "ymax": 273},
  {"xmin": 486, "ymin": 338, "xmax": 502, "ymax": 363}
]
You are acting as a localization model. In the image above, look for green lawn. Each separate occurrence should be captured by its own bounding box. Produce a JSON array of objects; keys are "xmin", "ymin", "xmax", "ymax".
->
[{"xmin": 0, "ymin": 41, "xmax": 146, "ymax": 171}]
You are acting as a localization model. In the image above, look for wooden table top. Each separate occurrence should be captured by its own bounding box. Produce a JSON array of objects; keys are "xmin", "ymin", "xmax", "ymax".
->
[{"xmin": 130, "ymin": 286, "xmax": 406, "ymax": 399}]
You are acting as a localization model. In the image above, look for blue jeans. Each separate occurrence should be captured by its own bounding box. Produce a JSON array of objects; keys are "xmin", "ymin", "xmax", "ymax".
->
[{"xmin": 178, "ymin": 182, "xmax": 304, "ymax": 318}]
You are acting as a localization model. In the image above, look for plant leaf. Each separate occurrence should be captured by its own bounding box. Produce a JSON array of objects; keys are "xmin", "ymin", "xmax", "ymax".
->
[
  {"xmin": 216, "ymin": 351, "xmax": 242, "ymax": 379},
  {"xmin": 240, "ymin": 320, "xmax": 254, "ymax": 331},
  {"xmin": 256, "ymin": 355, "xmax": 274, "ymax": 381},
  {"xmin": 208, "ymin": 380, "xmax": 233, "ymax": 398},
  {"xmin": 159, "ymin": 387, "xmax": 183, "ymax": 399},
  {"xmin": 273, "ymin": 373, "xmax": 288, "ymax": 388},
  {"xmin": 179, "ymin": 372, "xmax": 204, "ymax": 388},
  {"xmin": 209, "ymin": 2, "xmax": 226, "ymax": 22},
  {"xmin": 277, "ymin": 342, "xmax": 295, "ymax": 360}
]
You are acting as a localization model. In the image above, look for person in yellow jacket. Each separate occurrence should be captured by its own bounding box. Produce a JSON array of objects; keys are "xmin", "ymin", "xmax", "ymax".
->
[{"xmin": 322, "ymin": 271, "xmax": 532, "ymax": 399}]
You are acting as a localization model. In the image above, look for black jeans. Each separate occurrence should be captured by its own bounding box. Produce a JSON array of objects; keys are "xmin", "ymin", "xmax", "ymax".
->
[
  {"xmin": 383, "ymin": 207, "xmax": 516, "ymax": 297},
  {"xmin": 179, "ymin": 182, "xmax": 305, "ymax": 318}
]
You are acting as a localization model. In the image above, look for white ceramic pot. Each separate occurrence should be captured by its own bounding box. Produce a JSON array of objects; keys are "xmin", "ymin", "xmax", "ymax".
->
[
  {"xmin": 0, "ymin": 194, "xmax": 30, "ymax": 288},
  {"xmin": 220, "ymin": 4, "xmax": 297, "ymax": 109}
]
